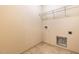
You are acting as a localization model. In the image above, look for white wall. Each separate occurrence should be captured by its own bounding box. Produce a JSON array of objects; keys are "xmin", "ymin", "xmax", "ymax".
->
[
  {"xmin": 42, "ymin": 5, "xmax": 79, "ymax": 53},
  {"xmin": 0, "ymin": 5, "xmax": 42, "ymax": 53}
]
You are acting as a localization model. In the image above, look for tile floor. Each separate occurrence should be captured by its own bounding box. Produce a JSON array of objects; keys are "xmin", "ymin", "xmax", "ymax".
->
[{"xmin": 23, "ymin": 42, "xmax": 77, "ymax": 54}]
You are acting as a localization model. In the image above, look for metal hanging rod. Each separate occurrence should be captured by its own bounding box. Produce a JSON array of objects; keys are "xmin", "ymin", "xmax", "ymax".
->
[
  {"xmin": 39, "ymin": 5, "xmax": 79, "ymax": 16},
  {"xmin": 39, "ymin": 5, "xmax": 79, "ymax": 20}
]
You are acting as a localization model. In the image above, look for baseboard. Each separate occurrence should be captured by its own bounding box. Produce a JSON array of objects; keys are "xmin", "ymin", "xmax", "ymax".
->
[
  {"xmin": 20, "ymin": 41, "xmax": 43, "ymax": 54},
  {"xmin": 43, "ymin": 41, "xmax": 79, "ymax": 54}
]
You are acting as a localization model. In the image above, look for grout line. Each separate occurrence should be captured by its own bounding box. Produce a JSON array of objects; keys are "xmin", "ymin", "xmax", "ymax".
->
[
  {"xmin": 20, "ymin": 41, "xmax": 43, "ymax": 54},
  {"xmin": 43, "ymin": 41, "xmax": 79, "ymax": 54}
]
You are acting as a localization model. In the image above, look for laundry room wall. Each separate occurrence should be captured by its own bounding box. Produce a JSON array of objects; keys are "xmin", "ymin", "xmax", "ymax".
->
[
  {"xmin": 0, "ymin": 5, "xmax": 42, "ymax": 53},
  {"xmin": 42, "ymin": 5, "xmax": 79, "ymax": 53}
]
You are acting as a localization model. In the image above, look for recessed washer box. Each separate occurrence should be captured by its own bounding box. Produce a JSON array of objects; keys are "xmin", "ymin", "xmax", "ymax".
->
[{"xmin": 56, "ymin": 36, "xmax": 67, "ymax": 47}]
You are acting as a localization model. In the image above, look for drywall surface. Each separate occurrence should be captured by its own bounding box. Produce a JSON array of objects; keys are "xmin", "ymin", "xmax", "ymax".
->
[
  {"xmin": 43, "ymin": 6, "xmax": 79, "ymax": 53},
  {"xmin": 0, "ymin": 6, "xmax": 42, "ymax": 53}
]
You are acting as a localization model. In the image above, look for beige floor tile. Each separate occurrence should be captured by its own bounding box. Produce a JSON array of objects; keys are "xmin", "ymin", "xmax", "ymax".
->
[{"xmin": 23, "ymin": 43, "xmax": 76, "ymax": 54}]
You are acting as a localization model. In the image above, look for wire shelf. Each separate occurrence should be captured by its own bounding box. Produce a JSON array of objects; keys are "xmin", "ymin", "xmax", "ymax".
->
[{"xmin": 39, "ymin": 5, "xmax": 79, "ymax": 20}]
